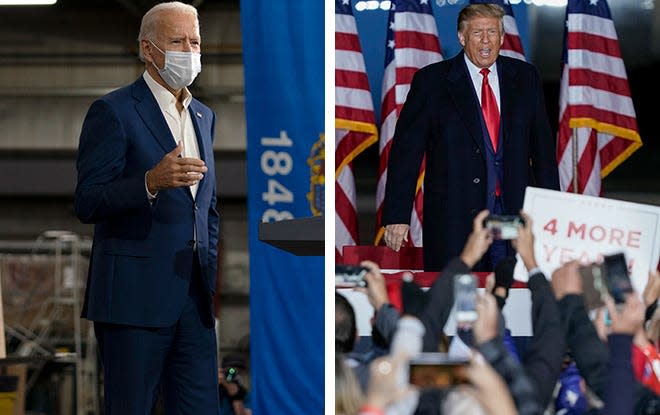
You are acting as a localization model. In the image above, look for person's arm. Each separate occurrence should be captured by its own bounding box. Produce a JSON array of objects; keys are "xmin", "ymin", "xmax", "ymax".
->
[
  {"xmin": 219, "ymin": 377, "xmax": 250, "ymax": 415},
  {"xmin": 359, "ymin": 260, "xmax": 400, "ymax": 345},
  {"xmin": 466, "ymin": 353, "xmax": 518, "ymax": 415},
  {"xmin": 206, "ymin": 113, "xmax": 220, "ymax": 284},
  {"xmin": 231, "ymin": 398, "xmax": 250, "ymax": 415},
  {"xmin": 474, "ymin": 292, "xmax": 542, "ymax": 415},
  {"xmin": 524, "ymin": 270, "xmax": 566, "ymax": 407},
  {"xmin": 418, "ymin": 256, "xmax": 466, "ymax": 352},
  {"xmin": 381, "ymin": 70, "xmax": 430, "ymax": 230},
  {"xmin": 603, "ymin": 334, "xmax": 634, "ymax": 415},
  {"xmin": 75, "ymin": 99, "xmax": 207, "ymax": 224},
  {"xmin": 75, "ymin": 99, "xmax": 155, "ymax": 223},
  {"xmin": 512, "ymin": 212, "xmax": 565, "ymax": 405},
  {"xmin": 602, "ymin": 294, "xmax": 644, "ymax": 415},
  {"xmin": 418, "ymin": 210, "xmax": 492, "ymax": 351},
  {"xmin": 551, "ymin": 262, "xmax": 610, "ymax": 400},
  {"xmin": 642, "ymin": 270, "xmax": 660, "ymax": 323},
  {"xmin": 359, "ymin": 355, "xmax": 413, "ymax": 415}
]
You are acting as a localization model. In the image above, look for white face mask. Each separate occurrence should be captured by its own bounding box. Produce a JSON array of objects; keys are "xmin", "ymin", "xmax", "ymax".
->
[{"xmin": 150, "ymin": 41, "xmax": 201, "ymax": 90}]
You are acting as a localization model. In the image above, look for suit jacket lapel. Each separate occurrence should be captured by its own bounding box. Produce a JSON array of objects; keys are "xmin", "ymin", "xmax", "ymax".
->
[
  {"xmin": 497, "ymin": 57, "xmax": 517, "ymax": 156},
  {"xmin": 188, "ymin": 101, "xmax": 212, "ymax": 195},
  {"xmin": 132, "ymin": 77, "xmax": 177, "ymax": 154},
  {"xmin": 188, "ymin": 102, "xmax": 208, "ymax": 163},
  {"xmin": 446, "ymin": 52, "xmax": 486, "ymax": 157}
]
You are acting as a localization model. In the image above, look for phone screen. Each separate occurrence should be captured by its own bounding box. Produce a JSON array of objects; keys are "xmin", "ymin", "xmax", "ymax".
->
[
  {"xmin": 454, "ymin": 274, "xmax": 477, "ymax": 327},
  {"xmin": 603, "ymin": 253, "xmax": 632, "ymax": 304},
  {"xmin": 409, "ymin": 355, "xmax": 469, "ymax": 388},
  {"xmin": 578, "ymin": 264, "xmax": 607, "ymax": 311},
  {"xmin": 335, "ymin": 264, "xmax": 368, "ymax": 288},
  {"xmin": 483, "ymin": 215, "xmax": 525, "ymax": 240}
]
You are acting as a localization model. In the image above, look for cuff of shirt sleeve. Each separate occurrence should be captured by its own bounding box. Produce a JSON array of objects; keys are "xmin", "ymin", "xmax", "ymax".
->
[
  {"xmin": 527, "ymin": 270, "xmax": 548, "ymax": 291},
  {"xmin": 528, "ymin": 267, "xmax": 542, "ymax": 278},
  {"xmin": 477, "ymin": 338, "xmax": 506, "ymax": 363},
  {"xmin": 145, "ymin": 171, "xmax": 158, "ymax": 201}
]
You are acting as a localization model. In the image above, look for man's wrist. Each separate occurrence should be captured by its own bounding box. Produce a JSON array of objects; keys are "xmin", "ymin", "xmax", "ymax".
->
[
  {"xmin": 522, "ymin": 257, "xmax": 538, "ymax": 271},
  {"xmin": 145, "ymin": 170, "xmax": 158, "ymax": 198},
  {"xmin": 228, "ymin": 383, "xmax": 247, "ymax": 401},
  {"xmin": 527, "ymin": 266, "xmax": 541, "ymax": 277},
  {"xmin": 459, "ymin": 253, "xmax": 476, "ymax": 269},
  {"xmin": 374, "ymin": 298, "xmax": 390, "ymax": 311}
]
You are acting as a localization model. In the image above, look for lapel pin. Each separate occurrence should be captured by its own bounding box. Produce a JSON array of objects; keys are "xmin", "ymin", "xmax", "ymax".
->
[{"xmin": 196, "ymin": 112, "xmax": 203, "ymax": 118}]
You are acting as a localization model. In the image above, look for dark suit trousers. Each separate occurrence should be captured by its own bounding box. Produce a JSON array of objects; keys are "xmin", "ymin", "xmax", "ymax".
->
[{"xmin": 94, "ymin": 258, "xmax": 218, "ymax": 415}]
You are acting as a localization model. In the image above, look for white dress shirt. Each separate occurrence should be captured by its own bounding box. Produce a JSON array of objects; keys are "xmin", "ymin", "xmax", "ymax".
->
[
  {"xmin": 464, "ymin": 54, "xmax": 501, "ymax": 111},
  {"xmin": 143, "ymin": 71, "xmax": 201, "ymax": 198}
]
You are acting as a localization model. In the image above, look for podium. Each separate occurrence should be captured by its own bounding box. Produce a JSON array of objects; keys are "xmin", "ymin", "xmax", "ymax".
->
[{"xmin": 258, "ymin": 216, "xmax": 324, "ymax": 256}]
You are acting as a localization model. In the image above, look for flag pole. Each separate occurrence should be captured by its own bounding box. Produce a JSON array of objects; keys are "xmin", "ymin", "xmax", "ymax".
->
[{"xmin": 571, "ymin": 127, "xmax": 578, "ymax": 193}]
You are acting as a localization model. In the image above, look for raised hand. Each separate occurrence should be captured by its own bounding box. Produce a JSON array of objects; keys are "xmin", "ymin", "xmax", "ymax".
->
[{"xmin": 146, "ymin": 141, "xmax": 207, "ymax": 193}]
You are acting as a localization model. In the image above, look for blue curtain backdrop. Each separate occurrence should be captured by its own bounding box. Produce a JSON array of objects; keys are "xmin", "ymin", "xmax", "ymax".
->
[{"xmin": 240, "ymin": 1, "xmax": 324, "ymax": 414}]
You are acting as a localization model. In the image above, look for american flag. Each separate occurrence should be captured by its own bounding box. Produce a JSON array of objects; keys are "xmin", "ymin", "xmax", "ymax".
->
[
  {"xmin": 557, "ymin": 0, "xmax": 642, "ymax": 195},
  {"xmin": 469, "ymin": 0, "xmax": 525, "ymax": 61},
  {"xmin": 375, "ymin": 0, "xmax": 442, "ymax": 246},
  {"xmin": 335, "ymin": 0, "xmax": 378, "ymax": 260}
]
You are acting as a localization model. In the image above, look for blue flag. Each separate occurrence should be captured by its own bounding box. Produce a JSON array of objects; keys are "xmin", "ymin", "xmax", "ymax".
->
[{"xmin": 240, "ymin": 1, "xmax": 325, "ymax": 413}]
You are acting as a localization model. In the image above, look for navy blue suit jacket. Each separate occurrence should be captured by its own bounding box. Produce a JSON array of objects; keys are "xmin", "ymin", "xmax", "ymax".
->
[
  {"xmin": 75, "ymin": 76, "xmax": 219, "ymax": 327},
  {"xmin": 382, "ymin": 52, "xmax": 559, "ymax": 271}
]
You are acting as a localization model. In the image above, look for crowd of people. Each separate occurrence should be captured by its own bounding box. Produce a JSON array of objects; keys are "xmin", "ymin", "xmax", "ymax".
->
[{"xmin": 336, "ymin": 209, "xmax": 660, "ymax": 415}]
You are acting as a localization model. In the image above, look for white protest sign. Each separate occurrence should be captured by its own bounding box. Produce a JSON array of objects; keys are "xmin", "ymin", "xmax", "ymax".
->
[{"xmin": 513, "ymin": 187, "xmax": 660, "ymax": 295}]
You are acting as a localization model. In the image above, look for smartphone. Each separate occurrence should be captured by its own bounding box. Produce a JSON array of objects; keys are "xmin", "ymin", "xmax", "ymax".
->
[
  {"xmin": 603, "ymin": 253, "xmax": 632, "ymax": 304},
  {"xmin": 409, "ymin": 353, "xmax": 469, "ymax": 388},
  {"xmin": 335, "ymin": 264, "xmax": 368, "ymax": 288},
  {"xmin": 483, "ymin": 215, "xmax": 525, "ymax": 240},
  {"xmin": 578, "ymin": 263, "xmax": 608, "ymax": 311},
  {"xmin": 454, "ymin": 274, "xmax": 477, "ymax": 328},
  {"xmin": 225, "ymin": 367, "xmax": 237, "ymax": 382}
]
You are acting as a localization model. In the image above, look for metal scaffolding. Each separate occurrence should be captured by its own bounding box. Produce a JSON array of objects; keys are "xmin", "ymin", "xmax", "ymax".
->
[{"xmin": 0, "ymin": 231, "xmax": 98, "ymax": 415}]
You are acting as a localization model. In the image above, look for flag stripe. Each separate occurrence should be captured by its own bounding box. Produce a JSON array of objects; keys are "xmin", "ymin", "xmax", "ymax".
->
[
  {"xmin": 567, "ymin": 32, "xmax": 621, "ymax": 57},
  {"xmin": 567, "ymin": 87, "xmax": 636, "ymax": 119},
  {"xmin": 567, "ymin": 49, "xmax": 627, "ymax": 79},
  {"xmin": 375, "ymin": 0, "xmax": 442, "ymax": 246},
  {"xmin": 336, "ymin": 32, "xmax": 362, "ymax": 51},
  {"xmin": 557, "ymin": 0, "xmax": 641, "ymax": 196},
  {"xmin": 335, "ymin": 168, "xmax": 357, "ymax": 258},
  {"xmin": 394, "ymin": 31, "xmax": 444, "ymax": 52},
  {"xmin": 503, "ymin": 15, "xmax": 521, "ymax": 36},
  {"xmin": 502, "ymin": 35, "xmax": 524, "ymax": 57},
  {"xmin": 335, "ymin": 49, "xmax": 369, "ymax": 72},
  {"xmin": 392, "ymin": 48, "xmax": 443, "ymax": 69},
  {"xmin": 500, "ymin": 49, "xmax": 525, "ymax": 61},
  {"xmin": 395, "ymin": 12, "xmax": 442, "ymax": 35},
  {"xmin": 336, "ymin": 107, "xmax": 379, "ymax": 126},
  {"xmin": 568, "ymin": 12, "xmax": 617, "ymax": 40},
  {"xmin": 335, "ymin": 12, "xmax": 358, "ymax": 33},
  {"xmin": 336, "ymin": 129, "xmax": 377, "ymax": 171},
  {"xmin": 336, "ymin": 68, "xmax": 370, "ymax": 89},
  {"xmin": 335, "ymin": 86, "xmax": 375, "ymax": 112},
  {"xmin": 335, "ymin": 0, "xmax": 378, "ymax": 259},
  {"xmin": 568, "ymin": 68, "xmax": 631, "ymax": 98}
]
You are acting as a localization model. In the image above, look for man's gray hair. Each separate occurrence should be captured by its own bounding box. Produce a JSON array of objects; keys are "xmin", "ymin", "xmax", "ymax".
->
[
  {"xmin": 457, "ymin": 3, "xmax": 505, "ymax": 34},
  {"xmin": 137, "ymin": 1, "xmax": 199, "ymax": 62}
]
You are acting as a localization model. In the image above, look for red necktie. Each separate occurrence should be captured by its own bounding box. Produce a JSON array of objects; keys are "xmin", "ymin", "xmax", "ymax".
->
[
  {"xmin": 480, "ymin": 68, "xmax": 500, "ymax": 151},
  {"xmin": 480, "ymin": 68, "xmax": 501, "ymax": 196}
]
